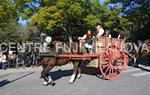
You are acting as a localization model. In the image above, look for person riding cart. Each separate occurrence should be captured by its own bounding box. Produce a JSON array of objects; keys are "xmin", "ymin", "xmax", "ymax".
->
[
  {"xmin": 78, "ymin": 30, "xmax": 95, "ymax": 53},
  {"xmin": 96, "ymin": 23, "xmax": 105, "ymax": 38}
]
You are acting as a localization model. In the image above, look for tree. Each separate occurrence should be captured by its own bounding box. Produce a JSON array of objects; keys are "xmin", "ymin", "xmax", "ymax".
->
[
  {"xmin": 0, "ymin": 0, "xmax": 17, "ymax": 26},
  {"xmin": 110, "ymin": 0, "xmax": 150, "ymax": 41},
  {"xmin": 18, "ymin": 0, "xmax": 136, "ymax": 41},
  {"xmin": 18, "ymin": 0, "xmax": 106, "ymax": 42},
  {"xmin": 0, "ymin": 0, "xmax": 20, "ymax": 43}
]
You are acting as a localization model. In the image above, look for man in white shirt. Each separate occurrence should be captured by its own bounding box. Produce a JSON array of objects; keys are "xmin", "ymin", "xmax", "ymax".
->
[{"xmin": 96, "ymin": 23, "xmax": 105, "ymax": 38}]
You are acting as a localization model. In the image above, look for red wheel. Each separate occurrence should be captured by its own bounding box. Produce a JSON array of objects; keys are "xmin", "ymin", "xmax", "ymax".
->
[{"xmin": 99, "ymin": 46, "xmax": 128, "ymax": 80}]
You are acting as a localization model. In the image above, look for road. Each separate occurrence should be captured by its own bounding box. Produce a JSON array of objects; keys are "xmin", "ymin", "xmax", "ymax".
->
[{"xmin": 0, "ymin": 64, "xmax": 150, "ymax": 95}]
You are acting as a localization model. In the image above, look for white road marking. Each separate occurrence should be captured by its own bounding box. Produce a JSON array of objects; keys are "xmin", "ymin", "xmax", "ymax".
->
[
  {"xmin": 139, "ymin": 65, "xmax": 150, "ymax": 70},
  {"xmin": 124, "ymin": 68, "xmax": 141, "ymax": 73},
  {"xmin": 125, "ymin": 66, "xmax": 134, "ymax": 69},
  {"xmin": 132, "ymin": 72, "xmax": 150, "ymax": 76}
]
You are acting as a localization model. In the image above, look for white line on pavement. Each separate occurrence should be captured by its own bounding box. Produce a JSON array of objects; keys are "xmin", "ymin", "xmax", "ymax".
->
[
  {"xmin": 124, "ymin": 68, "xmax": 141, "ymax": 73},
  {"xmin": 132, "ymin": 72, "xmax": 150, "ymax": 76},
  {"xmin": 125, "ymin": 66, "xmax": 133, "ymax": 69}
]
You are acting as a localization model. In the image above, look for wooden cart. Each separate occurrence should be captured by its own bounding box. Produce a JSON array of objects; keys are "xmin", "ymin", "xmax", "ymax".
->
[{"xmin": 43, "ymin": 37, "xmax": 128, "ymax": 80}]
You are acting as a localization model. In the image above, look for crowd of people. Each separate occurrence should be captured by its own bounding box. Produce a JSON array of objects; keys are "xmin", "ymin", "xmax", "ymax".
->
[
  {"xmin": 0, "ymin": 51, "xmax": 17, "ymax": 70},
  {"xmin": 0, "ymin": 49, "xmax": 39, "ymax": 70}
]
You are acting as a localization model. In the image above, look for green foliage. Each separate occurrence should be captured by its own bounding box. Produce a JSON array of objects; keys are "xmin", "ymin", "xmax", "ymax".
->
[
  {"xmin": 84, "ymin": 14, "xmax": 100, "ymax": 27},
  {"xmin": 26, "ymin": 0, "xmax": 103, "ymax": 40},
  {"xmin": 0, "ymin": 0, "xmax": 20, "ymax": 43},
  {"xmin": 2, "ymin": 0, "xmax": 146, "ymax": 42},
  {"xmin": 0, "ymin": 18, "xmax": 20, "ymax": 43},
  {"xmin": 0, "ymin": 0, "xmax": 17, "ymax": 22},
  {"xmin": 21, "ymin": 0, "xmax": 134, "ymax": 41}
]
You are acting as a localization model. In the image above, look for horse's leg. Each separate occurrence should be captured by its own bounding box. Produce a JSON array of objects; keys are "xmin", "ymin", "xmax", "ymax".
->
[
  {"xmin": 132, "ymin": 54, "xmax": 139, "ymax": 67},
  {"xmin": 41, "ymin": 68, "xmax": 49, "ymax": 85},
  {"xmin": 77, "ymin": 62, "xmax": 82, "ymax": 79},
  {"xmin": 69, "ymin": 61, "xmax": 79, "ymax": 83},
  {"xmin": 133, "ymin": 55, "xmax": 137, "ymax": 64},
  {"xmin": 41, "ymin": 65, "xmax": 55, "ymax": 86}
]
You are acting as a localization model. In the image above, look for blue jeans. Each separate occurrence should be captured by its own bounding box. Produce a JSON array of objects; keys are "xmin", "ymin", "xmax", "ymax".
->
[{"xmin": 32, "ymin": 56, "xmax": 38, "ymax": 63}]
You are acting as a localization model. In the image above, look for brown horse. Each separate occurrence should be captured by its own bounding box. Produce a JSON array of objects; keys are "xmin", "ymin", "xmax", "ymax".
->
[
  {"xmin": 129, "ymin": 40, "xmax": 150, "ymax": 67},
  {"xmin": 39, "ymin": 41, "xmax": 82, "ymax": 86}
]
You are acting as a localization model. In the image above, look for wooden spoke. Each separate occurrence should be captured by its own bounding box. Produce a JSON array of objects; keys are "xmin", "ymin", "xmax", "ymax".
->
[
  {"xmin": 104, "ymin": 65, "xmax": 111, "ymax": 75},
  {"xmin": 101, "ymin": 63, "xmax": 110, "ymax": 69}
]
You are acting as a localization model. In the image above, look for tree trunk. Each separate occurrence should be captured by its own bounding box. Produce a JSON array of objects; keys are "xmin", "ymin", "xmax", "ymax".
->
[
  {"xmin": 68, "ymin": 36, "xmax": 73, "ymax": 43},
  {"xmin": 62, "ymin": 27, "xmax": 73, "ymax": 42}
]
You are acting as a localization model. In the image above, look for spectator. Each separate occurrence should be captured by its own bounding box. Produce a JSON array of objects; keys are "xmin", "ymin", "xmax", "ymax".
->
[
  {"xmin": 31, "ymin": 50, "xmax": 38, "ymax": 67},
  {"xmin": 2, "ymin": 53, "xmax": 7, "ymax": 70},
  {"xmin": 0, "ymin": 51, "xmax": 3, "ymax": 69},
  {"xmin": 8, "ymin": 51, "xmax": 16, "ymax": 68}
]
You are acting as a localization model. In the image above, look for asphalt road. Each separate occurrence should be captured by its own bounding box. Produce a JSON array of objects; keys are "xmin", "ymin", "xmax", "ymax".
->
[{"xmin": 0, "ymin": 64, "xmax": 150, "ymax": 95}]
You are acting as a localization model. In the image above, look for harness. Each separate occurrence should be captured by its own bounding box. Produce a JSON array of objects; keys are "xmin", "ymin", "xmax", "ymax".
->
[{"xmin": 45, "ymin": 47, "xmax": 63, "ymax": 66}]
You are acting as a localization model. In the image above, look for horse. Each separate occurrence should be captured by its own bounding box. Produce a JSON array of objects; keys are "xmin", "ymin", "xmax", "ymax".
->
[
  {"xmin": 38, "ymin": 41, "xmax": 82, "ymax": 86},
  {"xmin": 133, "ymin": 40, "xmax": 150, "ymax": 67},
  {"xmin": 126, "ymin": 40, "xmax": 150, "ymax": 67}
]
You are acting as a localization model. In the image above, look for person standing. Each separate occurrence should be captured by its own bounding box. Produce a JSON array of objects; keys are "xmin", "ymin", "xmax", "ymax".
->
[
  {"xmin": 0, "ymin": 51, "xmax": 3, "ymax": 69},
  {"xmin": 8, "ymin": 51, "xmax": 16, "ymax": 68},
  {"xmin": 2, "ymin": 53, "xmax": 7, "ymax": 70},
  {"xmin": 31, "ymin": 50, "xmax": 38, "ymax": 67}
]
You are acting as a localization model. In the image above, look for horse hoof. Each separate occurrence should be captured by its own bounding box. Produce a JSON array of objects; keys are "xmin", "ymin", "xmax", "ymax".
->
[
  {"xmin": 77, "ymin": 75, "xmax": 81, "ymax": 79},
  {"xmin": 49, "ymin": 81, "xmax": 56, "ymax": 86},
  {"xmin": 69, "ymin": 81, "xmax": 74, "ymax": 84},
  {"xmin": 77, "ymin": 76, "xmax": 81, "ymax": 79},
  {"xmin": 96, "ymin": 74, "xmax": 104, "ymax": 79},
  {"xmin": 51, "ymin": 82, "xmax": 56, "ymax": 86},
  {"xmin": 42, "ymin": 82, "xmax": 48, "ymax": 86}
]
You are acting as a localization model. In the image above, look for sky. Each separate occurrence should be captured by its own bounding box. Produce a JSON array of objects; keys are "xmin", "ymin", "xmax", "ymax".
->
[
  {"xmin": 99, "ymin": 0, "xmax": 105, "ymax": 4},
  {"xmin": 18, "ymin": 17, "xmax": 28, "ymax": 26}
]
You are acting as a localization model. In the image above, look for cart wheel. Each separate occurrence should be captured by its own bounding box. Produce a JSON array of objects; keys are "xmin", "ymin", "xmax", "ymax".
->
[{"xmin": 99, "ymin": 45, "xmax": 128, "ymax": 80}]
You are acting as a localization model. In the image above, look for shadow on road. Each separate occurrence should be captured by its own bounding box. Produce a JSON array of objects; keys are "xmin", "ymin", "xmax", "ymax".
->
[
  {"xmin": 0, "ymin": 72, "xmax": 34, "ymax": 87},
  {"xmin": 0, "ymin": 80, "xmax": 10, "ymax": 87},
  {"xmin": 49, "ymin": 66, "xmax": 102, "ymax": 81},
  {"xmin": 81, "ymin": 66, "xmax": 101, "ymax": 75},
  {"xmin": 49, "ymin": 69, "xmax": 73, "ymax": 81}
]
